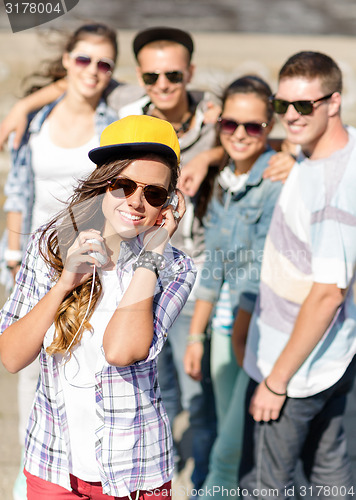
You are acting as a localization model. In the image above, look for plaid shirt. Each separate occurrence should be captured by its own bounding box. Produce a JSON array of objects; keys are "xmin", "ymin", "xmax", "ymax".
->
[{"xmin": 0, "ymin": 231, "xmax": 196, "ymax": 496}]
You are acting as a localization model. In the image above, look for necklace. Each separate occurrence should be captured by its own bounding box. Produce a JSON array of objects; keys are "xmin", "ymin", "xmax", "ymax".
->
[
  {"xmin": 144, "ymin": 99, "xmax": 196, "ymax": 137},
  {"xmin": 174, "ymin": 112, "xmax": 194, "ymax": 136}
]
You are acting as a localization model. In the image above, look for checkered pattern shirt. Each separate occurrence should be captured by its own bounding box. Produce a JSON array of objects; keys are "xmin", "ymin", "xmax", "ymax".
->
[{"xmin": 0, "ymin": 231, "xmax": 196, "ymax": 496}]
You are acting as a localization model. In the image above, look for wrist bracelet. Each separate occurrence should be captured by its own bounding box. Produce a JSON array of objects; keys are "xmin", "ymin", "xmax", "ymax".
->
[
  {"xmin": 264, "ymin": 378, "xmax": 287, "ymax": 397},
  {"xmin": 132, "ymin": 251, "xmax": 165, "ymax": 278},
  {"xmin": 187, "ymin": 333, "xmax": 206, "ymax": 345},
  {"xmin": 4, "ymin": 248, "xmax": 22, "ymax": 262},
  {"xmin": 6, "ymin": 262, "xmax": 20, "ymax": 271},
  {"xmin": 144, "ymin": 251, "xmax": 165, "ymax": 270}
]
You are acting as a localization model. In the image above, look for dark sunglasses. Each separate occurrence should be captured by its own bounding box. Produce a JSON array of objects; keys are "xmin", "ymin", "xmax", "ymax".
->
[
  {"xmin": 108, "ymin": 177, "xmax": 169, "ymax": 207},
  {"xmin": 270, "ymin": 93, "xmax": 334, "ymax": 115},
  {"xmin": 70, "ymin": 53, "xmax": 115, "ymax": 74},
  {"xmin": 141, "ymin": 71, "xmax": 184, "ymax": 86},
  {"xmin": 217, "ymin": 117, "xmax": 268, "ymax": 137}
]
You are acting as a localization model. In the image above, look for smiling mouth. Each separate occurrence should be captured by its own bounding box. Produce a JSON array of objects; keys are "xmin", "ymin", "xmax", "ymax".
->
[
  {"xmin": 119, "ymin": 211, "xmax": 143, "ymax": 222},
  {"xmin": 83, "ymin": 79, "xmax": 99, "ymax": 87},
  {"xmin": 287, "ymin": 123, "xmax": 305, "ymax": 131},
  {"xmin": 230, "ymin": 141, "xmax": 249, "ymax": 149}
]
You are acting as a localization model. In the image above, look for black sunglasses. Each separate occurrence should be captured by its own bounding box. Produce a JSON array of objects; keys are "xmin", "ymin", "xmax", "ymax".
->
[
  {"xmin": 70, "ymin": 53, "xmax": 115, "ymax": 74},
  {"xmin": 270, "ymin": 93, "xmax": 334, "ymax": 115},
  {"xmin": 108, "ymin": 177, "xmax": 169, "ymax": 207},
  {"xmin": 217, "ymin": 117, "xmax": 268, "ymax": 137},
  {"xmin": 141, "ymin": 71, "xmax": 184, "ymax": 86}
]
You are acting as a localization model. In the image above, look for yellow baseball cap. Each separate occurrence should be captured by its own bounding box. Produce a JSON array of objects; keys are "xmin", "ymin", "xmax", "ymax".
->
[{"xmin": 88, "ymin": 115, "xmax": 180, "ymax": 166}]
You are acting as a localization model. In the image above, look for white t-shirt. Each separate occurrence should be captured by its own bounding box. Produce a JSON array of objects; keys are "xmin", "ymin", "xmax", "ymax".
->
[
  {"xmin": 58, "ymin": 268, "xmax": 124, "ymax": 481},
  {"xmin": 29, "ymin": 120, "xmax": 98, "ymax": 232}
]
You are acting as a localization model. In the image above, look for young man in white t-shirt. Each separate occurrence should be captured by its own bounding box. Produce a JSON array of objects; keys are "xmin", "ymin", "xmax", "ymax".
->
[{"xmin": 239, "ymin": 51, "xmax": 356, "ymax": 497}]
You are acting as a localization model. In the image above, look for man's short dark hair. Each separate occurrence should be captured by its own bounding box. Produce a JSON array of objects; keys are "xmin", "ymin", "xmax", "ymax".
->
[
  {"xmin": 133, "ymin": 27, "xmax": 194, "ymax": 62},
  {"xmin": 279, "ymin": 51, "xmax": 342, "ymax": 94}
]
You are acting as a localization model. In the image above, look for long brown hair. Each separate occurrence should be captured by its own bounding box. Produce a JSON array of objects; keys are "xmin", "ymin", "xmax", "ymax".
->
[
  {"xmin": 41, "ymin": 154, "xmax": 179, "ymax": 357},
  {"xmin": 23, "ymin": 23, "xmax": 118, "ymax": 95}
]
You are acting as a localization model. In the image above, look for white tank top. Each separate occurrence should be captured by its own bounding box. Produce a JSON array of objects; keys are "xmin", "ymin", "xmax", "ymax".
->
[{"xmin": 29, "ymin": 120, "xmax": 98, "ymax": 231}]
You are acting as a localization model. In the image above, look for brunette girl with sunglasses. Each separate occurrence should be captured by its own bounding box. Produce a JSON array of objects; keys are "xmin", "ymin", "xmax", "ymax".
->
[
  {"xmin": 184, "ymin": 76, "xmax": 290, "ymax": 496},
  {"xmin": 0, "ymin": 115, "xmax": 196, "ymax": 500},
  {"xmin": 0, "ymin": 23, "xmax": 119, "ymax": 499}
]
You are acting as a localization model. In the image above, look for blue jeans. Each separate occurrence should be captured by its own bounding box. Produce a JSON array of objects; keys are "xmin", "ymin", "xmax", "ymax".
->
[
  {"xmin": 210, "ymin": 330, "xmax": 240, "ymax": 428},
  {"xmin": 157, "ymin": 300, "xmax": 217, "ymax": 489},
  {"xmin": 198, "ymin": 330, "xmax": 248, "ymax": 499},
  {"xmin": 200, "ymin": 367, "xmax": 249, "ymax": 499},
  {"xmin": 239, "ymin": 357, "xmax": 356, "ymax": 499}
]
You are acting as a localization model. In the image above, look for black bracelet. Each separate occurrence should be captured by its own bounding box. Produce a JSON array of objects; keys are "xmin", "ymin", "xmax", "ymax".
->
[
  {"xmin": 264, "ymin": 378, "xmax": 287, "ymax": 397},
  {"xmin": 133, "ymin": 259, "xmax": 159, "ymax": 278},
  {"xmin": 6, "ymin": 262, "xmax": 21, "ymax": 271},
  {"xmin": 144, "ymin": 251, "xmax": 165, "ymax": 270},
  {"xmin": 132, "ymin": 251, "xmax": 165, "ymax": 278}
]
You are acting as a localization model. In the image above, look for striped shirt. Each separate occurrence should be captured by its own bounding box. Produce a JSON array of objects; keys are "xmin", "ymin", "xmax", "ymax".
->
[
  {"xmin": 0, "ymin": 231, "xmax": 196, "ymax": 496},
  {"xmin": 244, "ymin": 133, "xmax": 356, "ymax": 397}
]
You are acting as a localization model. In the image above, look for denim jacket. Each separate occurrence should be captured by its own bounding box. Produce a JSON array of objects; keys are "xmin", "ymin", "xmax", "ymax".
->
[
  {"xmin": 0, "ymin": 97, "xmax": 118, "ymax": 287},
  {"xmin": 196, "ymin": 148, "xmax": 282, "ymax": 315}
]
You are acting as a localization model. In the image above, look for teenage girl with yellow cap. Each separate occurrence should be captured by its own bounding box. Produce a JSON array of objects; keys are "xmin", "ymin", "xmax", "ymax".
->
[{"xmin": 0, "ymin": 115, "xmax": 196, "ymax": 500}]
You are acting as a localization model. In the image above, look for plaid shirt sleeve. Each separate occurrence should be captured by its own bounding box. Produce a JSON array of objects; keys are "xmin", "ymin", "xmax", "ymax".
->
[
  {"xmin": 0, "ymin": 231, "xmax": 51, "ymax": 333},
  {"xmin": 140, "ymin": 246, "xmax": 196, "ymax": 363}
]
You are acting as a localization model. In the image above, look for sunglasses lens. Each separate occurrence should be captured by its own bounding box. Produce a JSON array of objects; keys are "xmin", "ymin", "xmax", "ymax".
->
[
  {"xmin": 272, "ymin": 99, "xmax": 314, "ymax": 115},
  {"xmin": 74, "ymin": 55, "xmax": 91, "ymax": 67},
  {"xmin": 271, "ymin": 99, "xmax": 288, "ymax": 114},
  {"xmin": 244, "ymin": 123, "xmax": 264, "ymax": 137},
  {"xmin": 219, "ymin": 119, "xmax": 238, "ymax": 135},
  {"xmin": 97, "ymin": 60, "xmax": 113, "ymax": 74},
  {"xmin": 294, "ymin": 101, "xmax": 313, "ymax": 115},
  {"xmin": 109, "ymin": 178, "xmax": 137, "ymax": 197},
  {"xmin": 165, "ymin": 71, "xmax": 184, "ymax": 83},
  {"xmin": 142, "ymin": 71, "xmax": 184, "ymax": 85},
  {"xmin": 142, "ymin": 73, "xmax": 159, "ymax": 85},
  {"xmin": 144, "ymin": 186, "xmax": 168, "ymax": 207},
  {"xmin": 109, "ymin": 178, "xmax": 167, "ymax": 207}
]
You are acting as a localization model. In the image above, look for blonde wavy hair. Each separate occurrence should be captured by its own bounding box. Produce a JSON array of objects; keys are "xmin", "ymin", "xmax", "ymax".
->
[{"xmin": 39, "ymin": 154, "xmax": 179, "ymax": 357}]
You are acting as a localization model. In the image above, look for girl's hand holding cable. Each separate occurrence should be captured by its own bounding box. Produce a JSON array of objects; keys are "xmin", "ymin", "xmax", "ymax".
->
[{"xmin": 57, "ymin": 230, "xmax": 107, "ymax": 295}]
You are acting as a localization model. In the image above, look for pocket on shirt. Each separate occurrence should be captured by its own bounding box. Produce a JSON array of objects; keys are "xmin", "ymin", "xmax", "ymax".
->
[{"xmin": 235, "ymin": 206, "xmax": 263, "ymax": 249}]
